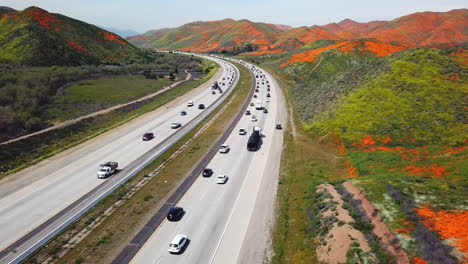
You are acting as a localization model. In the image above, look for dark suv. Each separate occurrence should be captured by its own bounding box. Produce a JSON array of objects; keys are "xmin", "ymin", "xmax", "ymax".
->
[
  {"xmin": 202, "ymin": 168, "xmax": 213, "ymax": 177},
  {"xmin": 142, "ymin": 133, "xmax": 154, "ymax": 141},
  {"xmin": 167, "ymin": 207, "xmax": 184, "ymax": 221},
  {"xmin": 198, "ymin": 104, "xmax": 205, "ymax": 109}
]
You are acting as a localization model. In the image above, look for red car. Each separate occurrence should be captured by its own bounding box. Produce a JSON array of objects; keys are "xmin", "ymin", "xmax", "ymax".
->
[{"xmin": 142, "ymin": 133, "xmax": 154, "ymax": 141}]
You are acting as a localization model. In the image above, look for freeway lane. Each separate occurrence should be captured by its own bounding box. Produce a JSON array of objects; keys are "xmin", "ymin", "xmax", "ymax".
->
[
  {"xmin": 0, "ymin": 55, "xmax": 239, "ymax": 263},
  {"xmin": 129, "ymin": 60, "xmax": 286, "ymax": 264}
]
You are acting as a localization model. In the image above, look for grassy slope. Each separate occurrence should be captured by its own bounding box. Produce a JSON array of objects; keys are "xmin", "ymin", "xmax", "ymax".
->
[
  {"xmin": 47, "ymin": 75, "xmax": 175, "ymax": 122},
  {"xmin": 0, "ymin": 6, "xmax": 143, "ymax": 66},
  {"xmin": 246, "ymin": 46, "xmax": 467, "ymax": 263}
]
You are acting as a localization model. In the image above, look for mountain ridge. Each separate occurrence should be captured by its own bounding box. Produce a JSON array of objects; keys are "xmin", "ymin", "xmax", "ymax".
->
[{"xmin": 128, "ymin": 9, "xmax": 468, "ymax": 53}]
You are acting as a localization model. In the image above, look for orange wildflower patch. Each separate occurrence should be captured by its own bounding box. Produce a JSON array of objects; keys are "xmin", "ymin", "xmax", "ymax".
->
[
  {"xmin": 396, "ymin": 219, "xmax": 414, "ymax": 234},
  {"xmin": 337, "ymin": 41, "xmax": 361, "ymax": 53},
  {"xmin": 28, "ymin": 8, "xmax": 60, "ymax": 30},
  {"xmin": 352, "ymin": 135, "xmax": 377, "ymax": 148},
  {"xmin": 388, "ymin": 164, "xmax": 448, "ymax": 179},
  {"xmin": 239, "ymin": 49, "xmax": 285, "ymax": 56},
  {"xmin": 364, "ymin": 41, "xmax": 407, "ymax": 57},
  {"xmin": 345, "ymin": 160, "xmax": 359, "ymax": 178},
  {"xmin": 101, "ymin": 31, "xmax": 126, "ymax": 45},
  {"xmin": 331, "ymin": 134, "xmax": 347, "ymax": 155},
  {"xmin": 415, "ymin": 206, "xmax": 468, "ymax": 264},
  {"xmin": 412, "ymin": 257, "xmax": 429, "ymax": 264},
  {"xmin": 280, "ymin": 41, "xmax": 351, "ymax": 67},
  {"xmin": 67, "ymin": 41, "xmax": 87, "ymax": 53}
]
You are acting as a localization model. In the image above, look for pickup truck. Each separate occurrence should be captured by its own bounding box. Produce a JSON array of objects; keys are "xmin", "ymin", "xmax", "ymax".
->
[{"xmin": 97, "ymin": 162, "xmax": 118, "ymax": 179}]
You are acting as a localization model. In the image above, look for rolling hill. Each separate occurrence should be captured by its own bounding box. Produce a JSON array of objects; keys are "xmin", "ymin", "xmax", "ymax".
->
[
  {"xmin": 0, "ymin": 6, "xmax": 144, "ymax": 66},
  {"xmin": 128, "ymin": 18, "xmax": 285, "ymax": 53},
  {"xmin": 129, "ymin": 9, "xmax": 468, "ymax": 54}
]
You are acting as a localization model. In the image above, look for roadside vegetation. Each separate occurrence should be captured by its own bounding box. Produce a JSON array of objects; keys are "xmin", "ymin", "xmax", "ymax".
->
[
  {"xmin": 0, "ymin": 52, "xmax": 208, "ymax": 141},
  {"xmin": 243, "ymin": 43, "xmax": 467, "ymax": 263},
  {"xmin": 25, "ymin": 62, "xmax": 253, "ymax": 263},
  {"xmin": 0, "ymin": 54, "xmax": 218, "ymax": 177}
]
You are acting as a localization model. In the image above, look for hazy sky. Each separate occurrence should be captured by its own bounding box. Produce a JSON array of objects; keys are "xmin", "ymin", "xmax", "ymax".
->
[{"xmin": 3, "ymin": 0, "xmax": 466, "ymax": 33}]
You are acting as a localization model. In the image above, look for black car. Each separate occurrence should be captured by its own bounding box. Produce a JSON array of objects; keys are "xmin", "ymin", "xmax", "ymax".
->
[
  {"xmin": 276, "ymin": 124, "xmax": 282, "ymax": 129},
  {"xmin": 263, "ymin": 108, "xmax": 268, "ymax": 113},
  {"xmin": 180, "ymin": 111, "xmax": 187, "ymax": 116},
  {"xmin": 245, "ymin": 110, "xmax": 251, "ymax": 115},
  {"xmin": 212, "ymin": 91, "xmax": 216, "ymax": 95},
  {"xmin": 250, "ymin": 102, "xmax": 254, "ymax": 106},
  {"xmin": 142, "ymin": 133, "xmax": 154, "ymax": 141},
  {"xmin": 198, "ymin": 104, "xmax": 205, "ymax": 109},
  {"xmin": 202, "ymin": 168, "xmax": 213, "ymax": 177},
  {"xmin": 267, "ymin": 93, "xmax": 271, "ymax": 98},
  {"xmin": 167, "ymin": 207, "xmax": 184, "ymax": 221},
  {"xmin": 255, "ymin": 89, "xmax": 259, "ymax": 92},
  {"xmin": 253, "ymin": 94, "xmax": 257, "ymax": 98}
]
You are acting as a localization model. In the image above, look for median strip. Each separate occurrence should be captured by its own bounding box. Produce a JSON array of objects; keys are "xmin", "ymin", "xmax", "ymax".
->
[{"xmin": 23, "ymin": 60, "xmax": 253, "ymax": 264}]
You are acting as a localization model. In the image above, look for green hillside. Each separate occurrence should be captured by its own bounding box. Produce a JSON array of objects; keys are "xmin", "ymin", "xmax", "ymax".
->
[
  {"xmin": 0, "ymin": 6, "xmax": 144, "ymax": 66},
  {"xmin": 242, "ymin": 45, "xmax": 467, "ymax": 263}
]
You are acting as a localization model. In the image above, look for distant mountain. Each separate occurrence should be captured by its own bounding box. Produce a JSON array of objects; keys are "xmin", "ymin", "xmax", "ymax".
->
[
  {"xmin": 0, "ymin": 6, "xmax": 144, "ymax": 66},
  {"xmin": 128, "ymin": 19, "xmax": 284, "ymax": 52},
  {"xmin": 272, "ymin": 26, "xmax": 340, "ymax": 50},
  {"xmin": 272, "ymin": 24, "xmax": 293, "ymax": 31},
  {"xmin": 129, "ymin": 9, "xmax": 468, "ymax": 54},
  {"xmin": 102, "ymin": 26, "xmax": 140, "ymax": 38},
  {"xmin": 321, "ymin": 10, "xmax": 468, "ymax": 47}
]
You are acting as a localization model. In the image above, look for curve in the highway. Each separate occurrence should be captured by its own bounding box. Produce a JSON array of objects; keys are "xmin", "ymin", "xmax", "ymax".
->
[
  {"xmin": 112, "ymin": 59, "xmax": 256, "ymax": 264},
  {"xmin": 0, "ymin": 55, "xmax": 240, "ymax": 264},
  {"xmin": 125, "ymin": 59, "xmax": 286, "ymax": 264}
]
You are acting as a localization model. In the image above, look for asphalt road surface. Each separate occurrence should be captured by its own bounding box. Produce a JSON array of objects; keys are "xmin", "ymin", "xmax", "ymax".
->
[
  {"xmin": 0, "ymin": 55, "xmax": 238, "ymax": 263},
  {"xmin": 129, "ymin": 59, "xmax": 286, "ymax": 264}
]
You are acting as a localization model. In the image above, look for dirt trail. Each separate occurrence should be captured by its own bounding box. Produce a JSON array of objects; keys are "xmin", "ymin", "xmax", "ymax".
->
[
  {"xmin": 316, "ymin": 183, "xmax": 371, "ymax": 264},
  {"xmin": 343, "ymin": 181, "xmax": 410, "ymax": 264},
  {"xmin": 1, "ymin": 71, "xmax": 192, "ymax": 145}
]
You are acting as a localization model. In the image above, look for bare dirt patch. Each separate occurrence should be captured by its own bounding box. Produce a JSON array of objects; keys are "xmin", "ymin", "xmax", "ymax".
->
[
  {"xmin": 343, "ymin": 181, "xmax": 410, "ymax": 264},
  {"xmin": 316, "ymin": 183, "xmax": 371, "ymax": 264}
]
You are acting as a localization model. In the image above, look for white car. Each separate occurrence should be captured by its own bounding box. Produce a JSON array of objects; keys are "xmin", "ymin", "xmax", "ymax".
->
[
  {"xmin": 219, "ymin": 144, "xmax": 230, "ymax": 153},
  {"xmin": 171, "ymin": 122, "xmax": 181, "ymax": 129},
  {"xmin": 251, "ymin": 115, "xmax": 257, "ymax": 122},
  {"xmin": 216, "ymin": 174, "xmax": 228, "ymax": 184},
  {"xmin": 265, "ymin": 98, "xmax": 270, "ymax": 102},
  {"xmin": 168, "ymin": 234, "xmax": 188, "ymax": 253},
  {"xmin": 239, "ymin": 128, "xmax": 247, "ymax": 135},
  {"xmin": 187, "ymin": 101, "xmax": 194, "ymax": 107}
]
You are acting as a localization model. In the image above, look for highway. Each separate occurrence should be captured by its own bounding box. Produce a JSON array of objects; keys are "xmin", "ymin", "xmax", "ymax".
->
[
  {"xmin": 0, "ymin": 55, "xmax": 239, "ymax": 264},
  {"xmin": 128, "ymin": 59, "xmax": 286, "ymax": 264}
]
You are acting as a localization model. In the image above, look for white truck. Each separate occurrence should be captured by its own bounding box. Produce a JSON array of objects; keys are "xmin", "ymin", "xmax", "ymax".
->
[
  {"xmin": 255, "ymin": 99, "xmax": 263, "ymax": 110},
  {"xmin": 97, "ymin": 162, "xmax": 118, "ymax": 179}
]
